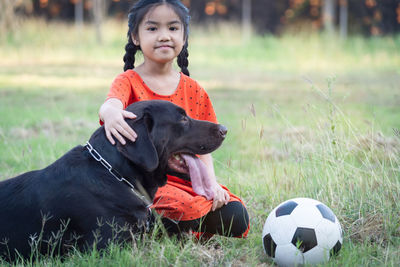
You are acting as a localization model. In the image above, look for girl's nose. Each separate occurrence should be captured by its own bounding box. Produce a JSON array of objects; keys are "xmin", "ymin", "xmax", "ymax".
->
[{"xmin": 158, "ymin": 28, "xmax": 171, "ymax": 42}]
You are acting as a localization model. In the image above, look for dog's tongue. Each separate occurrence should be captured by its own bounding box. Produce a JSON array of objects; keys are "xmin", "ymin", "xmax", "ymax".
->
[{"xmin": 181, "ymin": 154, "xmax": 215, "ymax": 200}]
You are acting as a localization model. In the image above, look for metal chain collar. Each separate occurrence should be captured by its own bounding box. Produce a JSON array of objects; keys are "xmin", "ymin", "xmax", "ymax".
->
[{"xmin": 85, "ymin": 141, "xmax": 152, "ymax": 208}]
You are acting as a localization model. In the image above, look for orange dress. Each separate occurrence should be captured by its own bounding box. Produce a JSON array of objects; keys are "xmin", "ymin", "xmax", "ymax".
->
[{"xmin": 105, "ymin": 70, "xmax": 248, "ymax": 236}]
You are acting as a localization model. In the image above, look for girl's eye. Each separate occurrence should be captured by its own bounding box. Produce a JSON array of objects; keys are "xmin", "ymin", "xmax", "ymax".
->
[
  {"xmin": 169, "ymin": 26, "xmax": 178, "ymax": 31},
  {"xmin": 147, "ymin": 27, "xmax": 157, "ymax": 31}
]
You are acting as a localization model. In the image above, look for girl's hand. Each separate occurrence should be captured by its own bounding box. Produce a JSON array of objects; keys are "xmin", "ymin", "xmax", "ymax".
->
[
  {"xmin": 198, "ymin": 154, "xmax": 229, "ymax": 211},
  {"xmin": 99, "ymin": 99, "xmax": 137, "ymax": 145},
  {"xmin": 211, "ymin": 184, "xmax": 230, "ymax": 211}
]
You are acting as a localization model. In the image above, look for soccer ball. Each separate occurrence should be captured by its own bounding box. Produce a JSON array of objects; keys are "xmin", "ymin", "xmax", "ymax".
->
[{"xmin": 262, "ymin": 198, "xmax": 343, "ymax": 266}]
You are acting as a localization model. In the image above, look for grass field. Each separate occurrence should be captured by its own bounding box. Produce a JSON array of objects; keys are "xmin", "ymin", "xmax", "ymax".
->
[{"xmin": 0, "ymin": 20, "xmax": 399, "ymax": 266}]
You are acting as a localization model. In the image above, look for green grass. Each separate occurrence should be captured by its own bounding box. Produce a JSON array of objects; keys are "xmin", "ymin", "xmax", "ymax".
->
[{"xmin": 0, "ymin": 19, "xmax": 400, "ymax": 266}]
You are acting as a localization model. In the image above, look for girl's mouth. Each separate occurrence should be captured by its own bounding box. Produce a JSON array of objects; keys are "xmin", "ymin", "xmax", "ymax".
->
[{"xmin": 156, "ymin": 45, "xmax": 173, "ymax": 49}]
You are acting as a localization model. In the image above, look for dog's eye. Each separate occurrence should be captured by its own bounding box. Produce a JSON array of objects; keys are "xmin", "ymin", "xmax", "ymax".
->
[{"xmin": 181, "ymin": 116, "xmax": 189, "ymax": 123}]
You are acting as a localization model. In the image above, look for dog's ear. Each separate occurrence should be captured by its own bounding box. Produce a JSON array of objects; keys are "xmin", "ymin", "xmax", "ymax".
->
[{"xmin": 116, "ymin": 113, "xmax": 158, "ymax": 172}]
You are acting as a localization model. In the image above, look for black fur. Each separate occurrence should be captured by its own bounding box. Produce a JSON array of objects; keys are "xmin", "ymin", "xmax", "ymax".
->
[{"xmin": 0, "ymin": 100, "xmax": 226, "ymax": 261}]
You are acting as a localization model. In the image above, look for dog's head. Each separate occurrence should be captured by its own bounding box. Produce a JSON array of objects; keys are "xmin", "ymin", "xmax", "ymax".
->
[{"xmin": 116, "ymin": 100, "xmax": 227, "ymax": 186}]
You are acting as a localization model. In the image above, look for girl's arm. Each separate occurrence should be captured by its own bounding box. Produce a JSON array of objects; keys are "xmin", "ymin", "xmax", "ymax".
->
[
  {"xmin": 99, "ymin": 98, "xmax": 137, "ymax": 145},
  {"xmin": 198, "ymin": 153, "xmax": 230, "ymax": 211}
]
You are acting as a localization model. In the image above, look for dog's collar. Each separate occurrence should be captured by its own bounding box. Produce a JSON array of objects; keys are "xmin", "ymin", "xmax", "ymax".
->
[{"xmin": 85, "ymin": 141, "xmax": 152, "ymax": 209}]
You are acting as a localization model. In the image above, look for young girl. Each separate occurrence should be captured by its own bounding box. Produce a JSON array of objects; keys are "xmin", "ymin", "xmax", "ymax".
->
[{"xmin": 99, "ymin": 0, "xmax": 249, "ymax": 238}]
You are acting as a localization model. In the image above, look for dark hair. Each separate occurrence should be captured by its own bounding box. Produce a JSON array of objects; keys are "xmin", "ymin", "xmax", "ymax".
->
[{"xmin": 123, "ymin": 0, "xmax": 191, "ymax": 76}]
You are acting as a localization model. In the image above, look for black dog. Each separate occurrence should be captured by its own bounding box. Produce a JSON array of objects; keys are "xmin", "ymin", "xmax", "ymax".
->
[{"xmin": 0, "ymin": 100, "xmax": 227, "ymax": 261}]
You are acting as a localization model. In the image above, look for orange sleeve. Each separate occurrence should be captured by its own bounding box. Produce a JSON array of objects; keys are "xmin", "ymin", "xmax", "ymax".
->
[
  {"xmin": 197, "ymin": 86, "xmax": 218, "ymax": 124},
  {"xmin": 106, "ymin": 73, "xmax": 133, "ymax": 109}
]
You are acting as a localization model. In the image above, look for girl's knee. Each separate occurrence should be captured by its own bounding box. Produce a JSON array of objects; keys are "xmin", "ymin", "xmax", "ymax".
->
[
  {"xmin": 206, "ymin": 201, "xmax": 249, "ymax": 237},
  {"xmin": 224, "ymin": 201, "xmax": 249, "ymax": 237}
]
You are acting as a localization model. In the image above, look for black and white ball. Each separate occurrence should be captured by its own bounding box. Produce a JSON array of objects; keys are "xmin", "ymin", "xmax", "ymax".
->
[{"xmin": 262, "ymin": 198, "xmax": 343, "ymax": 266}]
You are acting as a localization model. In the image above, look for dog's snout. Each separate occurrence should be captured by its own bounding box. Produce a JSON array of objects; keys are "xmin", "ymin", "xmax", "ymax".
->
[{"xmin": 219, "ymin": 125, "xmax": 228, "ymax": 138}]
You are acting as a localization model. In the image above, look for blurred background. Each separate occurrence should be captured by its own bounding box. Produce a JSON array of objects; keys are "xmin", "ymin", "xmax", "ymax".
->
[
  {"xmin": 0, "ymin": 0, "xmax": 399, "ymax": 171},
  {"xmin": 2, "ymin": 0, "xmax": 400, "ymax": 39}
]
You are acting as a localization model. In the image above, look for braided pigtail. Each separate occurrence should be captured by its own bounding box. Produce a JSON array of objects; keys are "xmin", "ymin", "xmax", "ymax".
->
[
  {"xmin": 123, "ymin": 35, "xmax": 139, "ymax": 71},
  {"xmin": 177, "ymin": 41, "xmax": 190, "ymax": 76}
]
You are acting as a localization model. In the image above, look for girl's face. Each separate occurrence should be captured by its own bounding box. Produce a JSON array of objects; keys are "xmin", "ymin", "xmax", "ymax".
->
[{"xmin": 133, "ymin": 4, "xmax": 185, "ymax": 66}]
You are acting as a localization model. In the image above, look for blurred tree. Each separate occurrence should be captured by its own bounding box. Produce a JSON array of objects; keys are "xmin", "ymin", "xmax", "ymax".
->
[
  {"xmin": 242, "ymin": 0, "xmax": 252, "ymax": 40},
  {"xmin": 0, "ymin": 0, "xmax": 33, "ymax": 38},
  {"xmin": 322, "ymin": 0, "xmax": 336, "ymax": 34},
  {"xmin": 92, "ymin": 0, "xmax": 106, "ymax": 43},
  {"xmin": 346, "ymin": 0, "xmax": 400, "ymax": 36},
  {"xmin": 75, "ymin": 0, "xmax": 84, "ymax": 30},
  {"xmin": 279, "ymin": 0, "xmax": 400, "ymax": 36},
  {"xmin": 252, "ymin": 1, "xmax": 288, "ymax": 34},
  {"xmin": 339, "ymin": 0, "xmax": 348, "ymax": 39},
  {"xmin": 186, "ymin": 0, "xmax": 207, "ymax": 21},
  {"xmin": 0, "ymin": 0, "xmax": 17, "ymax": 35},
  {"xmin": 11, "ymin": 0, "xmax": 400, "ymax": 36}
]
